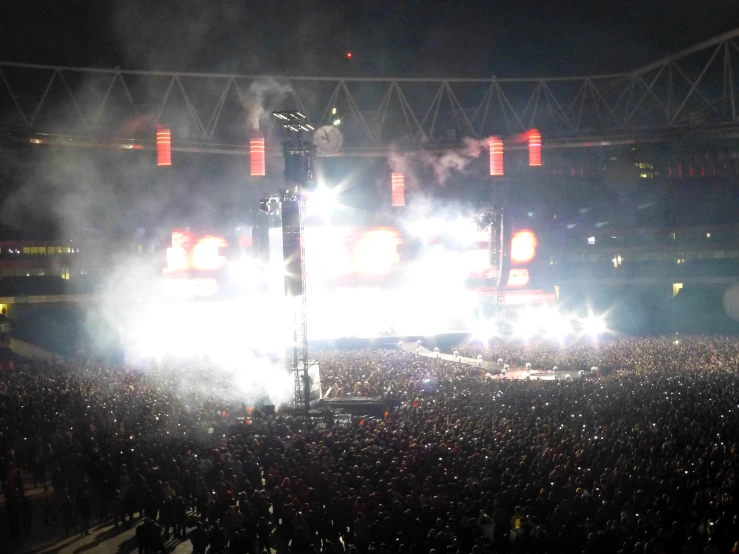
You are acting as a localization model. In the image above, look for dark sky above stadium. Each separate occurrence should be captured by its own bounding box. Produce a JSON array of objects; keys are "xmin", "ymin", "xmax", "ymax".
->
[{"xmin": 2, "ymin": 0, "xmax": 738, "ymax": 77}]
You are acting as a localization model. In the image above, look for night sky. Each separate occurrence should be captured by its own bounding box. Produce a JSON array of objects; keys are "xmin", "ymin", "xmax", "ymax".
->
[{"xmin": 2, "ymin": 0, "xmax": 738, "ymax": 77}]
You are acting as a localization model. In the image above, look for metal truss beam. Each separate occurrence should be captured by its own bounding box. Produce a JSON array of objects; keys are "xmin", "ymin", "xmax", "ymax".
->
[{"xmin": 2, "ymin": 27, "xmax": 739, "ymax": 150}]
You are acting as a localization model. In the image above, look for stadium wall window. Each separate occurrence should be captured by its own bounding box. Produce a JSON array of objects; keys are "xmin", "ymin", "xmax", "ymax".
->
[
  {"xmin": 61, "ymin": 268, "xmax": 70, "ymax": 280},
  {"xmin": 22, "ymin": 247, "xmax": 30, "ymax": 254},
  {"xmin": 39, "ymin": 246, "xmax": 46, "ymax": 255},
  {"xmin": 30, "ymin": 247, "xmax": 38, "ymax": 255},
  {"xmin": 672, "ymin": 283, "xmax": 683, "ymax": 297}
]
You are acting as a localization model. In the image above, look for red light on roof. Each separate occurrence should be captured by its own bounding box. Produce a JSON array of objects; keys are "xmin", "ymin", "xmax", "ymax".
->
[
  {"xmin": 156, "ymin": 127, "xmax": 172, "ymax": 167},
  {"xmin": 345, "ymin": 52, "xmax": 353, "ymax": 59},
  {"xmin": 250, "ymin": 135, "xmax": 265, "ymax": 177},
  {"xmin": 488, "ymin": 137, "xmax": 504, "ymax": 176},
  {"xmin": 528, "ymin": 129, "xmax": 542, "ymax": 167},
  {"xmin": 391, "ymin": 173, "xmax": 405, "ymax": 207}
]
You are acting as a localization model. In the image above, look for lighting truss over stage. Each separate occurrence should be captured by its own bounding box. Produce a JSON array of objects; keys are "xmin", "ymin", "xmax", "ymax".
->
[{"xmin": 3, "ymin": 27, "xmax": 739, "ymax": 152}]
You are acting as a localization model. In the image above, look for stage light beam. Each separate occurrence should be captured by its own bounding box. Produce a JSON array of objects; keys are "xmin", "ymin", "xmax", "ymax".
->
[{"xmin": 306, "ymin": 185, "xmax": 339, "ymax": 220}]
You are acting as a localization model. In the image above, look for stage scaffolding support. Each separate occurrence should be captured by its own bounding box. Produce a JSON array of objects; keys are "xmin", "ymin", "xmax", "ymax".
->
[
  {"xmin": 271, "ymin": 111, "xmax": 315, "ymax": 412},
  {"xmin": 477, "ymin": 178, "xmax": 507, "ymax": 320}
]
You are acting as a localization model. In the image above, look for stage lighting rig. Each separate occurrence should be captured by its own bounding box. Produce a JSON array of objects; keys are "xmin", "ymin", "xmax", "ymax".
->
[{"xmin": 273, "ymin": 112, "xmax": 316, "ymax": 190}]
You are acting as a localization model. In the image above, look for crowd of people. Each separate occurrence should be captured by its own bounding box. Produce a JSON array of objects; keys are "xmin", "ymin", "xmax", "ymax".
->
[{"xmin": 2, "ymin": 336, "xmax": 739, "ymax": 553}]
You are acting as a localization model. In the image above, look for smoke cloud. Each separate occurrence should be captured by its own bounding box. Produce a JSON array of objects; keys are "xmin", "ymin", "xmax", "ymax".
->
[
  {"xmin": 243, "ymin": 78, "xmax": 293, "ymax": 132},
  {"xmin": 389, "ymin": 137, "xmax": 491, "ymax": 186}
]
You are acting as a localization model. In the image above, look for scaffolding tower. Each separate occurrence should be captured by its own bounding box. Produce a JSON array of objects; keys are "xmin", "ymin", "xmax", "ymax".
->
[{"xmin": 271, "ymin": 111, "xmax": 315, "ymax": 412}]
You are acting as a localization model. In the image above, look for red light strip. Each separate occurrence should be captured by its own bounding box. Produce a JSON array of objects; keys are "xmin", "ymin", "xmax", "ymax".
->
[
  {"xmin": 156, "ymin": 127, "xmax": 172, "ymax": 166},
  {"xmin": 528, "ymin": 130, "xmax": 542, "ymax": 167},
  {"xmin": 488, "ymin": 137, "xmax": 504, "ymax": 176},
  {"xmin": 391, "ymin": 173, "xmax": 405, "ymax": 207},
  {"xmin": 250, "ymin": 136, "xmax": 265, "ymax": 176}
]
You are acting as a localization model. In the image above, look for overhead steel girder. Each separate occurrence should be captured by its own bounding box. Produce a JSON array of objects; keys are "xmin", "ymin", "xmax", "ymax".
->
[{"xmin": 2, "ymin": 27, "xmax": 739, "ymax": 149}]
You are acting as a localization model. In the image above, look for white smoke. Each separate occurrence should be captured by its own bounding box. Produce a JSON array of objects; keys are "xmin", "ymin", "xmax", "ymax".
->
[
  {"xmin": 243, "ymin": 78, "xmax": 293, "ymax": 132},
  {"xmin": 93, "ymin": 251, "xmax": 295, "ymax": 406},
  {"xmin": 389, "ymin": 137, "xmax": 492, "ymax": 186}
]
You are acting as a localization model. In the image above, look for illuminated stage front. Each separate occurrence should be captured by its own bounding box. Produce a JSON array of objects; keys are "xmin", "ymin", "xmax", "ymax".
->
[{"xmin": 117, "ymin": 222, "xmax": 554, "ymax": 364}]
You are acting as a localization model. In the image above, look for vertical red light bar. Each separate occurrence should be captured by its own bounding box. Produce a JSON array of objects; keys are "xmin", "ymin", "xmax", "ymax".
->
[
  {"xmin": 528, "ymin": 129, "xmax": 542, "ymax": 167},
  {"xmin": 250, "ymin": 134, "xmax": 265, "ymax": 177},
  {"xmin": 488, "ymin": 137, "xmax": 504, "ymax": 176},
  {"xmin": 156, "ymin": 126, "xmax": 172, "ymax": 167},
  {"xmin": 391, "ymin": 173, "xmax": 405, "ymax": 207}
]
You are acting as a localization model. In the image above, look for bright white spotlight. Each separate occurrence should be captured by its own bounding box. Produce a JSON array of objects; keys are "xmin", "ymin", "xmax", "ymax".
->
[
  {"xmin": 583, "ymin": 315, "xmax": 607, "ymax": 337},
  {"xmin": 306, "ymin": 185, "xmax": 338, "ymax": 220}
]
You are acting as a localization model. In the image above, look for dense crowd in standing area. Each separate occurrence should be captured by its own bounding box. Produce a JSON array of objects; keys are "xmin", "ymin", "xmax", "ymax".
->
[{"xmin": 2, "ymin": 337, "xmax": 739, "ymax": 553}]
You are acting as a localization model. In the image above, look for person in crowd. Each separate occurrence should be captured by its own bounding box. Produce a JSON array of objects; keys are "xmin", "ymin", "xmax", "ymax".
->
[
  {"xmin": 61, "ymin": 493, "xmax": 77, "ymax": 537},
  {"xmin": 42, "ymin": 483, "xmax": 57, "ymax": 526},
  {"xmin": 173, "ymin": 495, "xmax": 188, "ymax": 540},
  {"xmin": 210, "ymin": 520, "xmax": 226, "ymax": 553},
  {"xmin": 190, "ymin": 521, "xmax": 209, "ymax": 554},
  {"xmin": 160, "ymin": 495, "xmax": 174, "ymax": 540},
  {"xmin": 135, "ymin": 518, "xmax": 150, "ymax": 554},
  {"xmin": 20, "ymin": 490, "xmax": 32, "ymax": 538}
]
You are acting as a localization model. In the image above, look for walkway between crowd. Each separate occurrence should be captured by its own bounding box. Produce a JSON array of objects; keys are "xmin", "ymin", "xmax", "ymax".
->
[
  {"xmin": 401, "ymin": 342, "xmax": 583, "ymax": 381},
  {"xmin": 399, "ymin": 342, "xmax": 501, "ymax": 371}
]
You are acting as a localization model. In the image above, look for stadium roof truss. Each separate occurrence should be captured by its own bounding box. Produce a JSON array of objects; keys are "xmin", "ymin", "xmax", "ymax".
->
[{"xmin": 2, "ymin": 27, "xmax": 739, "ymax": 151}]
